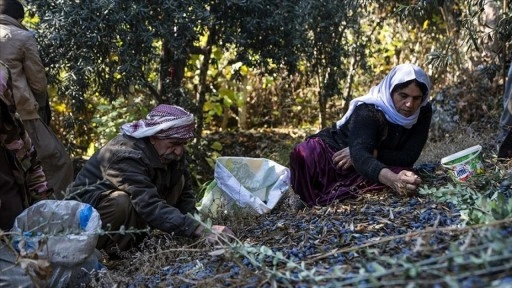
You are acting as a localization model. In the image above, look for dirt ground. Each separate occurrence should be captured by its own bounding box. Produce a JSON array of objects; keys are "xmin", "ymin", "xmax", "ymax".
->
[{"xmin": 84, "ymin": 119, "xmax": 512, "ymax": 287}]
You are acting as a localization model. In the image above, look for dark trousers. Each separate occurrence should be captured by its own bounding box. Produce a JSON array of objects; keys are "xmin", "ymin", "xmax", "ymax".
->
[
  {"xmin": 95, "ymin": 191, "xmax": 148, "ymax": 253},
  {"xmin": 94, "ymin": 176, "xmax": 185, "ymax": 253},
  {"xmin": 0, "ymin": 148, "xmax": 24, "ymax": 231}
]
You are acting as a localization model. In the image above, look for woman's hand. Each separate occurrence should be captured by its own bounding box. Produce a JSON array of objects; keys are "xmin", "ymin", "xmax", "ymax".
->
[
  {"xmin": 332, "ymin": 147, "xmax": 352, "ymax": 170},
  {"xmin": 333, "ymin": 147, "xmax": 378, "ymax": 170},
  {"xmin": 378, "ymin": 169, "xmax": 422, "ymax": 195}
]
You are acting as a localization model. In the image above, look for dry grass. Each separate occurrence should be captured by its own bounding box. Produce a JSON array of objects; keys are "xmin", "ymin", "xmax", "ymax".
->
[{"xmin": 418, "ymin": 121, "xmax": 499, "ymax": 164}]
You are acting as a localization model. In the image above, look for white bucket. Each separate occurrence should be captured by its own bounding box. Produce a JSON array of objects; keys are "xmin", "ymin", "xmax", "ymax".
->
[{"xmin": 440, "ymin": 145, "xmax": 485, "ymax": 182}]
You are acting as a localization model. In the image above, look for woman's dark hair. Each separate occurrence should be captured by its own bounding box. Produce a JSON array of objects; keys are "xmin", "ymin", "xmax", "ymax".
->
[
  {"xmin": 391, "ymin": 79, "xmax": 429, "ymax": 98},
  {"xmin": 0, "ymin": 0, "xmax": 24, "ymax": 20}
]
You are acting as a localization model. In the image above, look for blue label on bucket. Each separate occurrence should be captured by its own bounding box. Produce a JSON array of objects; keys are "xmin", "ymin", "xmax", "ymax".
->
[{"xmin": 454, "ymin": 164, "xmax": 472, "ymax": 181}]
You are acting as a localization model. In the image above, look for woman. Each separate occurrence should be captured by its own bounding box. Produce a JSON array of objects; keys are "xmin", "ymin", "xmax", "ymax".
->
[{"xmin": 290, "ymin": 63, "xmax": 432, "ymax": 207}]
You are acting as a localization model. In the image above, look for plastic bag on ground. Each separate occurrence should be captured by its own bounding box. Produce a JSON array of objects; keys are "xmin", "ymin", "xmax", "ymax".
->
[
  {"xmin": 11, "ymin": 200, "xmax": 102, "ymax": 287},
  {"xmin": 198, "ymin": 157, "xmax": 290, "ymax": 217}
]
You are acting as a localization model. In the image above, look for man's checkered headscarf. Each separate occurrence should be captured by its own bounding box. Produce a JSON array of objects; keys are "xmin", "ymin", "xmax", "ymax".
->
[{"xmin": 121, "ymin": 104, "xmax": 195, "ymax": 140}]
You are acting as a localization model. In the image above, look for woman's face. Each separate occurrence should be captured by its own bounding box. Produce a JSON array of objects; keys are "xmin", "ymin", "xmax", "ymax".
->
[{"xmin": 391, "ymin": 82, "xmax": 424, "ymax": 117}]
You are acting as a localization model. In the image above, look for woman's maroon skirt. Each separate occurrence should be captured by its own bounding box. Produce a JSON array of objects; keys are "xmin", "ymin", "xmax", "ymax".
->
[{"xmin": 289, "ymin": 137, "xmax": 404, "ymax": 207}]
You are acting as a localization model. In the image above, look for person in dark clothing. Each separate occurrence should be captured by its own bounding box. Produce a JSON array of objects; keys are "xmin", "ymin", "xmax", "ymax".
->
[
  {"xmin": 290, "ymin": 63, "xmax": 432, "ymax": 207},
  {"xmin": 497, "ymin": 63, "xmax": 512, "ymax": 158},
  {"xmin": 0, "ymin": 61, "xmax": 53, "ymax": 287},
  {"xmin": 67, "ymin": 104, "xmax": 233, "ymax": 255},
  {"xmin": 0, "ymin": 0, "xmax": 74, "ymax": 198},
  {"xmin": 0, "ymin": 61, "xmax": 53, "ymax": 230}
]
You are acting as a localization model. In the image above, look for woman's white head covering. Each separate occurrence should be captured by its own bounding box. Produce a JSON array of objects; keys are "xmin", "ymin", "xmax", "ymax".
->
[{"xmin": 336, "ymin": 63, "xmax": 431, "ymax": 129}]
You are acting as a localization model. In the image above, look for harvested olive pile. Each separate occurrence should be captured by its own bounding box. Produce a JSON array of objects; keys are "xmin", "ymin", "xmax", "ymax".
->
[
  {"xmin": 88, "ymin": 129, "xmax": 512, "ymax": 287},
  {"xmin": 92, "ymin": 189, "xmax": 512, "ymax": 287}
]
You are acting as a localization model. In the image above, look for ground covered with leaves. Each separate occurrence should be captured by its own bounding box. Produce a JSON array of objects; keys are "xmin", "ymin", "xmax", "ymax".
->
[{"xmin": 88, "ymin": 126, "xmax": 512, "ymax": 288}]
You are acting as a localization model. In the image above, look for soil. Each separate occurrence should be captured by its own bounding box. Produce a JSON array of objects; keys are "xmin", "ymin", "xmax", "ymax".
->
[{"xmin": 84, "ymin": 124, "xmax": 512, "ymax": 287}]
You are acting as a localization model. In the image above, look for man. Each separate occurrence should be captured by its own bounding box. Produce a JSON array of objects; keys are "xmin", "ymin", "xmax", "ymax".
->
[
  {"xmin": 67, "ymin": 104, "xmax": 233, "ymax": 255},
  {"xmin": 498, "ymin": 63, "xmax": 512, "ymax": 139},
  {"xmin": 497, "ymin": 63, "xmax": 512, "ymax": 158},
  {"xmin": 0, "ymin": 61, "xmax": 53, "ymax": 287},
  {"xmin": 0, "ymin": 0, "xmax": 73, "ymax": 198}
]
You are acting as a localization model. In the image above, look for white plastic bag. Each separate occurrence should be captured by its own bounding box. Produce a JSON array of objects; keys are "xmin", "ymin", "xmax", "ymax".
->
[
  {"xmin": 198, "ymin": 157, "xmax": 290, "ymax": 217},
  {"xmin": 11, "ymin": 200, "xmax": 102, "ymax": 287}
]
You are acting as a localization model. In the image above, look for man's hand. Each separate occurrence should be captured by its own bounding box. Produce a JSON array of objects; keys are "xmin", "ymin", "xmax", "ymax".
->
[{"xmin": 193, "ymin": 225, "xmax": 234, "ymax": 245}]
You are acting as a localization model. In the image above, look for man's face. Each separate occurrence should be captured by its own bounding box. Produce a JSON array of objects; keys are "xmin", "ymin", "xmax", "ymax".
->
[{"xmin": 150, "ymin": 137, "xmax": 188, "ymax": 164}]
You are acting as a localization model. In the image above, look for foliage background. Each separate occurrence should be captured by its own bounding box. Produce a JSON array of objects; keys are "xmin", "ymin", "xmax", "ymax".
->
[{"xmin": 23, "ymin": 0, "xmax": 510, "ymax": 158}]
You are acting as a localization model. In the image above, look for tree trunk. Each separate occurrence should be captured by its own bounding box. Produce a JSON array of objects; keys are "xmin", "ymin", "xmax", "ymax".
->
[
  {"xmin": 318, "ymin": 73, "xmax": 327, "ymax": 129},
  {"xmin": 343, "ymin": 55, "xmax": 357, "ymax": 114},
  {"xmin": 157, "ymin": 40, "xmax": 171, "ymax": 104},
  {"xmin": 196, "ymin": 27, "xmax": 216, "ymax": 139},
  {"xmin": 159, "ymin": 37, "xmax": 190, "ymax": 106},
  {"xmin": 221, "ymin": 108, "xmax": 230, "ymax": 131},
  {"xmin": 502, "ymin": 0, "xmax": 509, "ymax": 94},
  {"xmin": 239, "ymin": 76, "xmax": 248, "ymax": 130}
]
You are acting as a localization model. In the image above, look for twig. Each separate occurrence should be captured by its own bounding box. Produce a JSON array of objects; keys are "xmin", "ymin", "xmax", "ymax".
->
[{"xmin": 145, "ymin": 247, "xmax": 209, "ymax": 257}]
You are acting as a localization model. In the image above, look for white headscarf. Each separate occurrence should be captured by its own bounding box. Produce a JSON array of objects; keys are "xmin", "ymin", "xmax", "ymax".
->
[{"xmin": 336, "ymin": 63, "xmax": 431, "ymax": 129}]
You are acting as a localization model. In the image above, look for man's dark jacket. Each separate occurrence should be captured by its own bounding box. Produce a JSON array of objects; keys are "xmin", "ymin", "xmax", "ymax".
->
[{"xmin": 67, "ymin": 134, "xmax": 199, "ymax": 236}]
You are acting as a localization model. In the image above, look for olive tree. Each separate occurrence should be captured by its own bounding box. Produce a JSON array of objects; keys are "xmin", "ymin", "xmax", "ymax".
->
[{"xmin": 28, "ymin": 0, "xmax": 363, "ymax": 151}]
